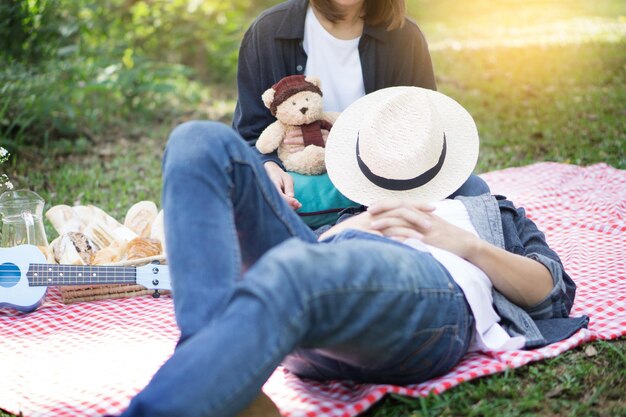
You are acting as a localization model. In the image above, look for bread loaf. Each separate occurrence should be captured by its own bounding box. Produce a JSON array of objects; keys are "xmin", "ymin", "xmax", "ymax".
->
[
  {"xmin": 46, "ymin": 205, "xmax": 83, "ymax": 235},
  {"xmin": 83, "ymin": 205, "xmax": 138, "ymax": 249},
  {"xmin": 150, "ymin": 210, "xmax": 166, "ymax": 253},
  {"xmin": 126, "ymin": 237, "xmax": 162, "ymax": 260},
  {"xmin": 90, "ymin": 239, "xmax": 128, "ymax": 265},
  {"xmin": 124, "ymin": 201, "xmax": 158, "ymax": 238},
  {"xmin": 38, "ymin": 245, "xmax": 55, "ymax": 264},
  {"xmin": 72, "ymin": 206, "xmax": 97, "ymax": 228},
  {"xmin": 51, "ymin": 232, "xmax": 95, "ymax": 265}
]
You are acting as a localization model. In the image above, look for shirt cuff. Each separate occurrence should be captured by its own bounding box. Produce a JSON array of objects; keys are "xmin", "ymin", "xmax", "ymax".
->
[
  {"xmin": 254, "ymin": 148, "xmax": 284, "ymax": 169},
  {"xmin": 523, "ymin": 252, "xmax": 571, "ymax": 319}
]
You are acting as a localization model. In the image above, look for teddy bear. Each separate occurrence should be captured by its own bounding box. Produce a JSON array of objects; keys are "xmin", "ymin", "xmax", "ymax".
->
[{"xmin": 256, "ymin": 75, "xmax": 338, "ymax": 175}]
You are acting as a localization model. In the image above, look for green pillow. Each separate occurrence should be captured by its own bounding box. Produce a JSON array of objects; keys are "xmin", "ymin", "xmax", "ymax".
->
[{"xmin": 289, "ymin": 172, "xmax": 360, "ymax": 228}]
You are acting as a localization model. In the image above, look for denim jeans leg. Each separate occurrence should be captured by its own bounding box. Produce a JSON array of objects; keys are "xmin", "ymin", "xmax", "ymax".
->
[
  {"xmin": 282, "ymin": 236, "xmax": 473, "ymax": 385},
  {"xmin": 120, "ymin": 237, "xmax": 471, "ymax": 417},
  {"xmin": 448, "ymin": 173, "xmax": 490, "ymax": 198},
  {"xmin": 162, "ymin": 121, "xmax": 316, "ymax": 341}
]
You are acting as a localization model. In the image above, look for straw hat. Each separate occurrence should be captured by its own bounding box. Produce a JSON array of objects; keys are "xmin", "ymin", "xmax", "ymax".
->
[{"xmin": 325, "ymin": 86, "xmax": 479, "ymax": 205}]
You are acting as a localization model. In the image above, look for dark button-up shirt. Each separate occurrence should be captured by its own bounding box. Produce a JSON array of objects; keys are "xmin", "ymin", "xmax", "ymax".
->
[{"xmin": 233, "ymin": 0, "xmax": 436, "ymax": 165}]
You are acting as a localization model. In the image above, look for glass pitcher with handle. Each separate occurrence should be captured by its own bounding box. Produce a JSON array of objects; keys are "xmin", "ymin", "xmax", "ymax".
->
[{"xmin": 0, "ymin": 189, "xmax": 49, "ymax": 249}]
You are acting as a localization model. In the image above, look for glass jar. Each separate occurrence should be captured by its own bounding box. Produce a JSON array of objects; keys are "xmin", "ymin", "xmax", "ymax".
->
[{"xmin": 0, "ymin": 189, "xmax": 49, "ymax": 249}]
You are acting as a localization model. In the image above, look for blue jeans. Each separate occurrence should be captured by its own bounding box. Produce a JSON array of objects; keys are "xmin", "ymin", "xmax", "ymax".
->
[
  {"xmin": 449, "ymin": 172, "xmax": 489, "ymax": 198},
  {"xmin": 120, "ymin": 121, "xmax": 474, "ymax": 417}
]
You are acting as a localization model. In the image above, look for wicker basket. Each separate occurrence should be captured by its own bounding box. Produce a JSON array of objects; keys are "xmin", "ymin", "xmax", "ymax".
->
[{"xmin": 58, "ymin": 255, "xmax": 170, "ymax": 304}]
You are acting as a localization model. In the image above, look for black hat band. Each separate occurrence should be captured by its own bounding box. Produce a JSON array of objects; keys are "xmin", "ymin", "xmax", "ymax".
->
[{"xmin": 355, "ymin": 132, "xmax": 447, "ymax": 191}]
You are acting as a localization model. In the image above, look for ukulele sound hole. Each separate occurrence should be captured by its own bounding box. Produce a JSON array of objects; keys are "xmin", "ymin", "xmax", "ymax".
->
[{"xmin": 0, "ymin": 263, "xmax": 21, "ymax": 288}]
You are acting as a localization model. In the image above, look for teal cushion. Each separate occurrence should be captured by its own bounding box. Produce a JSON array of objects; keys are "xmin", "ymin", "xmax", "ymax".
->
[{"xmin": 289, "ymin": 172, "xmax": 359, "ymax": 228}]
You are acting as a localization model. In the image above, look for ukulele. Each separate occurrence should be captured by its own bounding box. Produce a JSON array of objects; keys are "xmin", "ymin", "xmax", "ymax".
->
[{"xmin": 0, "ymin": 244, "xmax": 170, "ymax": 313}]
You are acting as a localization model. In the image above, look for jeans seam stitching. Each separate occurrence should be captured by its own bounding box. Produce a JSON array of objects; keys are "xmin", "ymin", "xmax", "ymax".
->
[
  {"xmin": 231, "ymin": 157, "xmax": 310, "ymax": 239},
  {"xmin": 226, "ymin": 163, "xmax": 242, "ymax": 278},
  {"xmin": 397, "ymin": 325, "xmax": 458, "ymax": 372}
]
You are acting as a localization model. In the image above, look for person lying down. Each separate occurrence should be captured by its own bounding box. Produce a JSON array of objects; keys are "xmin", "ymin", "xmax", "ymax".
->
[{"xmin": 118, "ymin": 86, "xmax": 589, "ymax": 417}]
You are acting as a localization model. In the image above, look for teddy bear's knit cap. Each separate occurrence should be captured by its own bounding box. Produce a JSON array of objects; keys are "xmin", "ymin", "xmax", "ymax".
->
[{"xmin": 269, "ymin": 75, "xmax": 323, "ymax": 116}]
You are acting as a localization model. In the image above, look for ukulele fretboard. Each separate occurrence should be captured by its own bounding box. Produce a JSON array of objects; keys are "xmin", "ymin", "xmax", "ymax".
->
[{"xmin": 26, "ymin": 263, "xmax": 137, "ymax": 286}]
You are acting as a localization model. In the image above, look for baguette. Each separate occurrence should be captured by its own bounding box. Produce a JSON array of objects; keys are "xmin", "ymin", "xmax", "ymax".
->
[{"xmin": 124, "ymin": 201, "xmax": 158, "ymax": 238}]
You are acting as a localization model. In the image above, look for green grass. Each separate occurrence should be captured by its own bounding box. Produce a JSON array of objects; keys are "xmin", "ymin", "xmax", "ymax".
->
[
  {"xmin": 436, "ymin": 41, "xmax": 626, "ymax": 172},
  {"xmin": 2, "ymin": 0, "xmax": 626, "ymax": 416},
  {"xmin": 13, "ymin": 133, "xmax": 167, "ymax": 232},
  {"xmin": 409, "ymin": 0, "xmax": 626, "ymax": 45},
  {"xmin": 362, "ymin": 339, "xmax": 626, "ymax": 417}
]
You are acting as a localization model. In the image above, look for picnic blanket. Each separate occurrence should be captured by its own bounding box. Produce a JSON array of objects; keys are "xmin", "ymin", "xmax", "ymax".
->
[{"xmin": 1, "ymin": 162, "xmax": 624, "ymax": 417}]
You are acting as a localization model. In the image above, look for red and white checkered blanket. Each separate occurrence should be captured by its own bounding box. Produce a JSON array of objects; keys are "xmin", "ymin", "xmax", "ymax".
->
[{"xmin": 1, "ymin": 162, "xmax": 624, "ymax": 417}]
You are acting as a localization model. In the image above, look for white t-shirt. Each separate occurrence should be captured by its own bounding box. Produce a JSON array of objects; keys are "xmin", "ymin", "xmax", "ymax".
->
[
  {"xmin": 303, "ymin": 6, "xmax": 365, "ymax": 112},
  {"xmin": 404, "ymin": 200, "xmax": 526, "ymax": 352}
]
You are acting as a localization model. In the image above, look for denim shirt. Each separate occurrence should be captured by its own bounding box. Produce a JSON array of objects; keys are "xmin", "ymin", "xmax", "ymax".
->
[
  {"xmin": 321, "ymin": 194, "xmax": 589, "ymax": 349},
  {"xmin": 233, "ymin": 0, "xmax": 436, "ymax": 166},
  {"xmin": 456, "ymin": 194, "xmax": 588, "ymax": 348}
]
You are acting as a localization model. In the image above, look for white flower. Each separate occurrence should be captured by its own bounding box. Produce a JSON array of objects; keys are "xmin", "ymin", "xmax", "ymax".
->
[{"xmin": 0, "ymin": 148, "xmax": 11, "ymax": 189}]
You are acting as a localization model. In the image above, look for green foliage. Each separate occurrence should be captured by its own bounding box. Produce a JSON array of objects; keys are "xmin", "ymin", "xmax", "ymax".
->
[
  {"xmin": 0, "ymin": 0, "xmax": 65, "ymax": 63},
  {"xmin": 73, "ymin": 0, "xmax": 276, "ymax": 83},
  {"xmin": 0, "ymin": 56, "xmax": 202, "ymax": 150},
  {"xmin": 0, "ymin": 0, "xmax": 280, "ymax": 148}
]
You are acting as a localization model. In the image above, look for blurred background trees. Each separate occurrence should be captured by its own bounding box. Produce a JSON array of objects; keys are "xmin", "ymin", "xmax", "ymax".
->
[
  {"xmin": 0, "ymin": 0, "xmax": 277, "ymax": 148},
  {"xmin": 1, "ymin": 0, "xmax": 624, "ymax": 171}
]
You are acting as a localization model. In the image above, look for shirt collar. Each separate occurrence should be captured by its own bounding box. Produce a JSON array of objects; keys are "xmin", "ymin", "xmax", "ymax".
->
[
  {"xmin": 363, "ymin": 22, "xmax": 389, "ymax": 42},
  {"xmin": 275, "ymin": 0, "xmax": 389, "ymax": 43}
]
